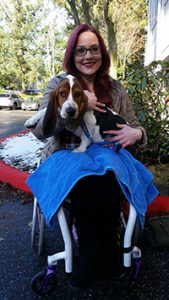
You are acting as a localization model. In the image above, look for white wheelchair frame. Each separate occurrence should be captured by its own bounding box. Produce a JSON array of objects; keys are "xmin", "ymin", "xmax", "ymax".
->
[
  {"xmin": 31, "ymin": 195, "xmax": 142, "ymax": 295},
  {"xmin": 31, "ymin": 195, "xmax": 141, "ymax": 270}
]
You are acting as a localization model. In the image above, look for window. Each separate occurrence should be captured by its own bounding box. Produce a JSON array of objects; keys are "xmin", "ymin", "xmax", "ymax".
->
[
  {"xmin": 149, "ymin": 0, "xmax": 158, "ymax": 30},
  {"xmin": 164, "ymin": 0, "xmax": 169, "ymax": 6}
]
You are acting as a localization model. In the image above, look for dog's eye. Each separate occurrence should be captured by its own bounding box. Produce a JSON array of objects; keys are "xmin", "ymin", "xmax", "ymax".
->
[
  {"xmin": 73, "ymin": 86, "xmax": 83, "ymax": 99},
  {"xmin": 59, "ymin": 91, "xmax": 67, "ymax": 97},
  {"xmin": 74, "ymin": 91, "xmax": 82, "ymax": 98}
]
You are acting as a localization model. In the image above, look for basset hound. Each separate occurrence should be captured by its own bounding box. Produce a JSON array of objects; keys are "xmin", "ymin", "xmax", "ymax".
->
[{"xmin": 25, "ymin": 75, "xmax": 126, "ymax": 152}]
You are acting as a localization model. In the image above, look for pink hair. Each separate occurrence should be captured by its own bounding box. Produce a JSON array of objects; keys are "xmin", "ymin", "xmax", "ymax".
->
[{"xmin": 63, "ymin": 24, "xmax": 113, "ymax": 105}]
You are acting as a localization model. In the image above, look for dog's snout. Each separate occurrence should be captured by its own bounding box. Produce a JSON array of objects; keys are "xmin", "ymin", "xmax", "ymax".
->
[{"xmin": 66, "ymin": 107, "xmax": 76, "ymax": 116}]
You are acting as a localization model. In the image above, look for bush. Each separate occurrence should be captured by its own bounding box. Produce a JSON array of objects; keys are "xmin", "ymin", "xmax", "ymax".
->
[{"xmin": 122, "ymin": 61, "xmax": 169, "ymax": 165}]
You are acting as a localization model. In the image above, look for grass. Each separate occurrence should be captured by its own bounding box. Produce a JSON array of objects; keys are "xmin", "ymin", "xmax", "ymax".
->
[{"xmin": 147, "ymin": 163, "xmax": 169, "ymax": 185}]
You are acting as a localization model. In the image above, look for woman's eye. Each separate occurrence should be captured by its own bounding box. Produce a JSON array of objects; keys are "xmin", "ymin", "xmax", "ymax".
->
[
  {"xmin": 75, "ymin": 47, "xmax": 85, "ymax": 55},
  {"xmin": 91, "ymin": 46, "xmax": 99, "ymax": 53}
]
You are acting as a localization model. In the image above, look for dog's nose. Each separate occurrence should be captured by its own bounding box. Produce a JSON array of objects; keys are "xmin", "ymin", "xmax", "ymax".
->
[{"xmin": 66, "ymin": 107, "xmax": 76, "ymax": 116}]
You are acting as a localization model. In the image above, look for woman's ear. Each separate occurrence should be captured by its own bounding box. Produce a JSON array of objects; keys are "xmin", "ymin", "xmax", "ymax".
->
[{"xmin": 43, "ymin": 90, "xmax": 58, "ymax": 136}]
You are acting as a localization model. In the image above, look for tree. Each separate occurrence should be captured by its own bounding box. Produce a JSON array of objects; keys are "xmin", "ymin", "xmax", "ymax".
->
[
  {"xmin": 0, "ymin": 0, "xmax": 45, "ymax": 89},
  {"xmin": 54, "ymin": 0, "xmax": 147, "ymax": 79},
  {"xmin": 0, "ymin": 0, "xmax": 66, "ymax": 90}
]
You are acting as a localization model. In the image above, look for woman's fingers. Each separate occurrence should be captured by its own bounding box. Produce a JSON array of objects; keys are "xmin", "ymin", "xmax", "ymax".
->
[
  {"xmin": 95, "ymin": 102, "xmax": 106, "ymax": 112},
  {"xmin": 84, "ymin": 90, "xmax": 106, "ymax": 112},
  {"xmin": 103, "ymin": 125, "xmax": 142, "ymax": 147}
]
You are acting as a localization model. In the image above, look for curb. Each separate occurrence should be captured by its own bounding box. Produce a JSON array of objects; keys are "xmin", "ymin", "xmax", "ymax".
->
[
  {"xmin": 0, "ymin": 130, "xmax": 32, "ymax": 193},
  {"xmin": 146, "ymin": 195, "xmax": 169, "ymax": 217},
  {"xmin": 0, "ymin": 132, "xmax": 168, "ymax": 211},
  {"xmin": 0, "ymin": 160, "xmax": 31, "ymax": 193}
]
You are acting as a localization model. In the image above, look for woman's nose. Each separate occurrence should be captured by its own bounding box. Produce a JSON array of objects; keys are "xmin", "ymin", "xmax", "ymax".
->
[{"xmin": 84, "ymin": 49, "xmax": 93, "ymax": 58}]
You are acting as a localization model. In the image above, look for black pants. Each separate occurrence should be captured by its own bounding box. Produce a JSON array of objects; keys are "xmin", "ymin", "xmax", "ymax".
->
[{"xmin": 69, "ymin": 171, "xmax": 124, "ymax": 273}]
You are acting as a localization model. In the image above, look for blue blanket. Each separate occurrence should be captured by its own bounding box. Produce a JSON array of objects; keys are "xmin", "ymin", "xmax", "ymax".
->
[{"xmin": 26, "ymin": 144, "xmax": 158, "ymax": 228}]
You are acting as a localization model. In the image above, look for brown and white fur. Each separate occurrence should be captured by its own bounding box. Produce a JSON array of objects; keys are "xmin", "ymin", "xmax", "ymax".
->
[{"xmin": 25, "ymin": 75, "xmax": 126, "ymax": 152}]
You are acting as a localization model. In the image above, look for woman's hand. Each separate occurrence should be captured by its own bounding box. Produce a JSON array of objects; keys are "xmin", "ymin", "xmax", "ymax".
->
[
  {"xmin": 84, "ymin": 90, "xmax": 106, "ymax": 113},
  {"xmin": 104, "ymin": 124, "xmax": 142, "ymax": 148}
]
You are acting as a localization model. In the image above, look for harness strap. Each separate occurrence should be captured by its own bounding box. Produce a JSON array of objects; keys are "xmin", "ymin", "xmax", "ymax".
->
[
  {"xmin": 80, "ymin": 120, "xmax": 94, "ymax": 143},
  {"xmin": 80, "ymin": 119, "xmax": 122, "ymax": 152}
]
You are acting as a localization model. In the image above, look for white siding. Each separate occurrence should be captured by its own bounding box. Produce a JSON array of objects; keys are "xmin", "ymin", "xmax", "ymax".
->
[{"xmin": 145, "ymin": 0, "xmax": 169, "ymax": 65}]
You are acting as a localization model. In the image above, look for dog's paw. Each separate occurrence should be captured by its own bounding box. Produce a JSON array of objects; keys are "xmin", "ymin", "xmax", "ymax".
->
[
  {"xmin": 73, "ymin": 147, "xmax": 86, "ymax": 153},
  {"xmin": 24, "ymin": 116, "xmax": 39, "ymax": 128}
]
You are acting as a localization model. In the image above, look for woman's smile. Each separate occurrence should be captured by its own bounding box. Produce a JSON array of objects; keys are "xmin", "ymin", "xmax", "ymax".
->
[{"xmin": 82, "ymin": 61, "xmax": 96, "ymax": 67}]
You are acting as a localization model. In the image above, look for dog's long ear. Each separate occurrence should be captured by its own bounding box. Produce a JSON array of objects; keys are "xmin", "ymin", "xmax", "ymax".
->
[
  {"xmin": 76, "ymin": 92, "xmax": 88, "ymax": 123},
  {"xmin": 43, "ymin": 90, "xmax": 58, "ymax": 136}
]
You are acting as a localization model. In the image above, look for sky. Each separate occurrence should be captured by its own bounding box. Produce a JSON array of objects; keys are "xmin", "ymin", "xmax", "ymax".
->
[{"xmin": 43, "ymin": 0, "xmax": 69, "ymax": 32}]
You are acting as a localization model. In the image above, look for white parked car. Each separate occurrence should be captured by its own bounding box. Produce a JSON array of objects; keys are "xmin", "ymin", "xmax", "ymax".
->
[
  {"xmin": 21, "ymin": 99, "xmax": 39, "ymax": 111},
  {"xmin": 0, "ymin": 93, "xmax": 23, "ymax": 110}
]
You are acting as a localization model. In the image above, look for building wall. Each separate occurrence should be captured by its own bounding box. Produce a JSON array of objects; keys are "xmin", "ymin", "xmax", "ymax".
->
[{"xmin": 145, "ymin": 0, "xmax": 169, "ymax": 65}]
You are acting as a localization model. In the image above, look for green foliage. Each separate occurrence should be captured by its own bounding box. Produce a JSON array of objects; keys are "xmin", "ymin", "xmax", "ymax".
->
[
  {"xmin": 0, "ymin": 0, "xmax": 67, "ymax": 91},
  {"xmin": 56, "ymin": 0, "xmax": 148, "ymax": 78},
  {"xmin": 123, "ymin": 61, "xmax": 169, "ymax": 165}
]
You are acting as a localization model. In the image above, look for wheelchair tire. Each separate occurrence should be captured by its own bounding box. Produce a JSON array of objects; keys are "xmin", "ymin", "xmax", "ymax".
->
[
  {"xmin": 31, "ymin": 270, "xmax": 58, "ymax": 295},
  {"xmin": 31, "ymin": 198, "xmax": 38, "ymax": 249},
  {"xmin": 31, "ymin": 197, "xmax": 45, "ymax": 256},
  {"xmin": 37, "ymin": 210, "xmax": 45, "ymax": 256},
  {"xmin": 132, "ymin": 217, "xmax": 142, "ymax": 246}
]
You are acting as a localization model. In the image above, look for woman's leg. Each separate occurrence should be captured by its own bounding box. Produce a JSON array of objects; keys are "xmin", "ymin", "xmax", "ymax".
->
[
  {"xmin": 70, "ymin": 176, "xmax": 100, "ymax": 288},
  {"xmin": 97, "ymin": 171, "xmax": 124, "ymax": 279},
  {"xmin": 69, "ymin": 172, "xmax": 124, "ymax": 288}
]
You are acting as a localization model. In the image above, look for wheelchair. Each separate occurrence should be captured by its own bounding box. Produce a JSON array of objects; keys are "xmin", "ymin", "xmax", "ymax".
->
[{"xmin": 31, "ymin": 194, "xmax": 142, "ymax": 296}]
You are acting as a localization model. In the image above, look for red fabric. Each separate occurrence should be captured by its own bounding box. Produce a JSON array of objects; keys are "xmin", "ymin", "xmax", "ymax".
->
[
  {"xmin": 0, "ymin": 160, "xmax": 32, "ymax": 193},
  {"xmin": 146, "ymin": 195, "xmax": 169, "ymax": 217}
]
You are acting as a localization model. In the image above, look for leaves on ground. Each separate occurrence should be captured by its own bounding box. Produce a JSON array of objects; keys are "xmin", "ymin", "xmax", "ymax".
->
[{"xmin": 0, "ymin": 182, "xmax": 33, "ymax": 204}]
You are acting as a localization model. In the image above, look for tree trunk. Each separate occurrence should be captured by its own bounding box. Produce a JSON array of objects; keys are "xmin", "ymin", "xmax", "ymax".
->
[
  {"xmin": 81, "ymin": 0, "xmax": 91, "ymax": 25},
  {"xmin": 103, "ymin": 1, "xmax": 118, "ymax": 79},
  {"xmin": 67, "ymin": 0, "xmax": 81, "ymax": 26}
]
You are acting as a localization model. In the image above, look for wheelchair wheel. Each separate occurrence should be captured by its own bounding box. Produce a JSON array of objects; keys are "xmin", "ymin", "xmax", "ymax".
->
[
  {"xmin": 132, "ymin": 217, "xmax": 142, "ymax": 246},
  {"xmin": 31, "ymin": 270, "xmax": 58, "ymax": 295},
  {"xmin": 31, "ymin": 197, "xmax": 38, "ymax": 249},
  {"xmin": 122, "ymin": 256, "xmax": 141, "ymax": 291},
  {"xmin": 31, "ymin": 197, "xmax": 45, "ymax": 256}
]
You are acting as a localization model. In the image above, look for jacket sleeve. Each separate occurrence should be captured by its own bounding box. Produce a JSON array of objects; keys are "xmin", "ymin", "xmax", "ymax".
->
[
  {"xmin": 119, "ymin": 87, "xmax": 147, "ymax": 147},
  {"xmin": 31, "ymin": 75, "xmax": 65, "ymax": 140}
]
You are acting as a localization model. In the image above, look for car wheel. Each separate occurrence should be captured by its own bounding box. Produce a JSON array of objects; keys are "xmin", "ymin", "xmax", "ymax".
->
[{"xmin": 13, "ymin": 102, "xmax": 17, "ymax": 110}]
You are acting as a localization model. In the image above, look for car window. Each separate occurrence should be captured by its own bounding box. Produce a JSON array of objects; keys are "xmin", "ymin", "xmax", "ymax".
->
[
  {"xmin": 0, "ymin": 94, "xmax": 10, "ymax": 97},
  {"xmin": 11, "ymin": 94, "xmax": 19, "ymax": 98}
]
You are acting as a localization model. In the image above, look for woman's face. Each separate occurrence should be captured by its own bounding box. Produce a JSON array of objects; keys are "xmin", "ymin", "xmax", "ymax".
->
[{"xmin": 74, "ymin": 31, "xmax": 102, "ymax": 80}]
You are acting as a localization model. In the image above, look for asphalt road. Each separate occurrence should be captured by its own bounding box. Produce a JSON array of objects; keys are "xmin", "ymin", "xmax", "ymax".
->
[
  {"xmin": 0, "ymin": 109, "xmax": 35, "ymax": 139},
  {"xmin": 1, "ymin": 185, "xmax": 169, "ymax": 300}
]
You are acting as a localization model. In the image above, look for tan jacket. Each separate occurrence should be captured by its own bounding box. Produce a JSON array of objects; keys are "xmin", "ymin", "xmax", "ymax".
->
[{"xmin": 32, "ymin": 73, "xmax": 147, "ymax": 159}]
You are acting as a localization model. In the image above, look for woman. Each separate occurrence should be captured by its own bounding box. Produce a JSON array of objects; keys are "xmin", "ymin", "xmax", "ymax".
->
[{"xmin": 32, "ymin": 24, "xmax": 147, "ymax": 290}]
